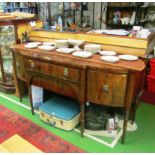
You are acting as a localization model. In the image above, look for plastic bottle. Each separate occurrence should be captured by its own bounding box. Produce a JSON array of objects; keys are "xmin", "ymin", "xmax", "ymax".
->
[{"xmin": 58, "ymin": 16, "xmax": 63, "ymax": 32}]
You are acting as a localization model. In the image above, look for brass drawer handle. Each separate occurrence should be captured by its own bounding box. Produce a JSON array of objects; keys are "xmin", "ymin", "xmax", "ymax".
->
[
  {"xmin": 16, "ymin": 62, "xmax": 19, "ymax": 67},
  {"xmin": 30, "ymin": 62, "xmax": 35, "ymax": 68},
  {"xmin": 63, "ymin": 67, "xmax": 68, "ymax": 79},
  {"xmin": 103, "ymin": 85, "xmax": 109, "ymax": 93}
]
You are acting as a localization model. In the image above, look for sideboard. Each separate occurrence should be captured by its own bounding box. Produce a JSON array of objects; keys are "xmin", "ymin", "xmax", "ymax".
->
[{"xmin": 11, "ymin": 43, "xmax": 145, "ymax": 144}]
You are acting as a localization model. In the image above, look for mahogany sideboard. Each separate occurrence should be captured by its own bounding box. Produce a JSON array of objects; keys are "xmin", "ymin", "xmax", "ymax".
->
[{"xmin": 11, "ymin": 44, "xmax": 145, "ymax": 144}]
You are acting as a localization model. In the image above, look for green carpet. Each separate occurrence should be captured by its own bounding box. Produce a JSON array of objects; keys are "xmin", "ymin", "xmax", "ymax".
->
[{"xmin": 0, "ymin": 92, "xmax": 155, "ymax": 153}]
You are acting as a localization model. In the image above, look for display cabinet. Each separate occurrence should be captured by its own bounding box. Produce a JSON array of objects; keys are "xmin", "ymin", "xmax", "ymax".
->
[
  {"xmin": 0, "ymin": 18, "xmax": 43, "ymax": 93},
  {"xmin": 0, "ymin": 24, "xmax": 16, "ymax": 92}
]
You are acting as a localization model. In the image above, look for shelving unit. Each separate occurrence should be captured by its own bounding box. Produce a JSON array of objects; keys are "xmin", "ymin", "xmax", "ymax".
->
[
  {"xmin": 42, "ymin": 2, "xmax": 95, "ymax": 32},
  {"xmin": 62, "ymin": 2, "xmax": 95, "ymax": 31},
  {"xmin": 106, "ymin": 2, "xmax": 143, "ymax": 30},
  {"xmin": 140, "ymin": 5, "xmax": 155, "ymax": 27},
  {"xmin": 2, "ymin": 2, "xmax": 38, "ymax": 14}
]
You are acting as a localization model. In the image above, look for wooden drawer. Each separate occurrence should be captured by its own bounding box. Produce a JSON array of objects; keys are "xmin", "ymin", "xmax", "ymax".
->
[
  {"xmin": 26, "ymin": 59, "xmax": 80, "ymax": 83},
  {"xmin": 87, "ymin": 70, "xmax": 128, "ymax": 107}
]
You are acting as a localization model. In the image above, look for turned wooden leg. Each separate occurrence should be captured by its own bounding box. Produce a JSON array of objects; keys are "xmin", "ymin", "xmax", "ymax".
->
[
  {"xmin": 121, "ymin": 109, "xmax": 129, "ymax": 144},
  {"xmin": 28, "ymin": 85, "xmax": 34, "ymax": 115},
  {"xmin": 27, "ymin": 74, "xmax": 34, "ymax": 115},
  {"xmin": 80, "ymin": 104, "xmax": 85, "ymax": 137},
  {"xmin": 131, "ymin": 103, "xmax": 137, "ymax": 124}
]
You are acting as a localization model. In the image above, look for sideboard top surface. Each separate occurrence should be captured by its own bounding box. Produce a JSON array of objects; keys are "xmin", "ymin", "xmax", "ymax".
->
[{"xmin": 11, "ymin": 44, "xmax": 145, "ymax": 72}]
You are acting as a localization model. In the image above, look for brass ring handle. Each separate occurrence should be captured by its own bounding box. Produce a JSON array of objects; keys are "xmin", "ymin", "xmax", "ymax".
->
[
  {"xmin": 102, "ymin": 85, "xmax": 109, "ymax": 93},
  {"xmin": 16, "ymin": 62, "xmax": 19, "ymax": 67},
  {"xmin": 30, "ymin": 62, "xmax": 35, "ymax": 68},
  {"xmin": 63, "ymin": 67, "xmax": 68, "ymax": 79}
]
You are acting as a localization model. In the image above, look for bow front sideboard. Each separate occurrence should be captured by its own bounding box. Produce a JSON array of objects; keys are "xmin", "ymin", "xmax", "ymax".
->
[{"xmin": 11, "ymin": 31, "xmax": 147, "ymax": 144}]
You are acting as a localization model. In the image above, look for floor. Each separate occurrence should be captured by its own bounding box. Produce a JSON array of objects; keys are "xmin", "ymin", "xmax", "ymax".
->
[
  {"xmin": 0, "ymin": 91, "xmax": 155, "ymax": 153},
  {"xmin": 0, "ymin": 134, "xmax": 42, "ymax": 153}
]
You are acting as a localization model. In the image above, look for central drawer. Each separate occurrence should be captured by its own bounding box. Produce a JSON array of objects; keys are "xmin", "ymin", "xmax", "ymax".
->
[{"xmin": 25, "ymin": 59, "xmax": 80, "ymax": 83}]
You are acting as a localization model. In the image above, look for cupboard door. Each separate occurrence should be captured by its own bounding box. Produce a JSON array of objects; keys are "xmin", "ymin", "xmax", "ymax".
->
[
  {"xmin": 15, "ymin": 53, "xmax": 26, "ymax": 80},
  {"xmin": 87, "ymin": 70, "xmax": 128, "ymax": 107}
]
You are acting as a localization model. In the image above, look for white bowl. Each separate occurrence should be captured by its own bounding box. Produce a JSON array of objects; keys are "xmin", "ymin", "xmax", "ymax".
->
[
  {"xmin": 72, "ymin": 51, "xmax": 92, "ymax": 58},
  {"xmin": 54, "ymin": 40, "xmax": 69, "ymax": 48},
  {"xmin": 24, "ymin": 43, "xmax": 38, "ymax": 49},
  {"xmin": 118, "ymin": 55, "xmax": 138, "ymax": 61},
  {"xmin": 42, "ymin": 42, "xmax": 54, "ymax": 46},
  {"xmin": 68, "ymin": 39, "xmax": 85, "ymax": 45},
  {"xmin": 84, "ymin": 44, "xmax": 101, "ymax": 54},
  {"xmin": 68, "ymin": 39, "xmax": 85, "ymax": 50},
  {"xmin": 100, "ymin": 56, "xmax": 120, "ymax": 63},
  {"xmin": 38, "ymin": 45, "xmax": 55, "ymax": 51},
  {"xmin": 99, "ymin": 51, "xmax": 116, "ymax": 56},
  {"xmin": 56, "ymin": 48, "xmax": 75, "ymax": 54}
]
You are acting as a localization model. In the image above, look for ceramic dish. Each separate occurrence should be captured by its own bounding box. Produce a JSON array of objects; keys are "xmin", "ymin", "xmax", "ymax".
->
[
  {"xmin": 72, "ymin": 51, "xmax": 92, "ymax": 58},
  {"xmin": 118, "ymin": 55, "xmax": 138, "ymax": 61},
  {"xmin": 28, "ymin": 42, "xmax": 41, "ymax": 46},
  {"xmin": 68, "ymin": 39, "xmax": 85, "ymax": 50},
  {"xmin": 84, "ymin": 44, "xmax": 101, "ymax": 54},
  {"xmin": 24, "ymin": 43, "xmax": 38, "ymax": 49},
  {"xmin": 99, "ymin": 51, "xmax": 116, "ymax": 56},
  {"xmin": 54, "ymin": 40, "xmax": 69, "ymax": 48},
  {"xmin": 38, "ymin": 45, "xmax": 55, "ymax": 51},
  {"xmin": 100, "ymin": 56, "xmax": 120, "ymax": 63},
  {"xmin": 56, "ymin": 48, "xmax": 75, "ymax": 54},
  {"xmin": 42, "ymin": 42, "xmax": 55, "ymax": 46}
]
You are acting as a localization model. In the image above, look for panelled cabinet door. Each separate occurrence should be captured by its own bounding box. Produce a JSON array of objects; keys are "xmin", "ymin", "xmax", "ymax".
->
[
  {"xmin": 87, "ymin": 70, "xmax": 128, "ymax": 107},
  {"xmin": 15, "ymin": 53, "xmax": 26, "ymax": 80}
]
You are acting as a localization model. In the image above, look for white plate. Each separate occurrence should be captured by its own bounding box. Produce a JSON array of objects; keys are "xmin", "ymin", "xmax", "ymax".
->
[
  {"xmin": 99, "ymin": 51, "xmax": 116, "ymax": 56},
  {"xmin": 24, "ymin": 44, "xmax": 38, "ymax": 49},
  {"xmin": 72, "ymin": 51, "xmax": 92, "ymax": 58},
  {"xmin": 56, "ymin": 48, "xmax": 75, "ymax": 54},
  {"xmin": 42, "ymin": 42, "xmax": 54, "ymax": 46},
  {"xmin": 28, "ymin": 42, "xmax": 41, "ymax": 46},
  {"xmin": 38, "ymin": 45, "xmax": 55, "ymax": 51},
  {"xmin": 102, "ymin": 30, "xmax": 129, "ymax": 36},
  {"xmin": 100, "ymin": 56, "xmax": 120, "ymax": 63},
  {"xmin": 119, "ymin": 55, "xmax": 138, "ymax": 61}
]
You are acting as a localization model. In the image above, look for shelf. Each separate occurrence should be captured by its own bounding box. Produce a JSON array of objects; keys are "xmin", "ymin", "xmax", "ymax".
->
[
  {"xmin": 4, "ymin": 7, "xmax": 33, "ymax": 10},
  {"xmin": 107, "ymin": 6, "xmax": 138, "ymax": 9},
  {"xmin": 107, "ymin": 23, "xmax": 133, "ymax": 27}
]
